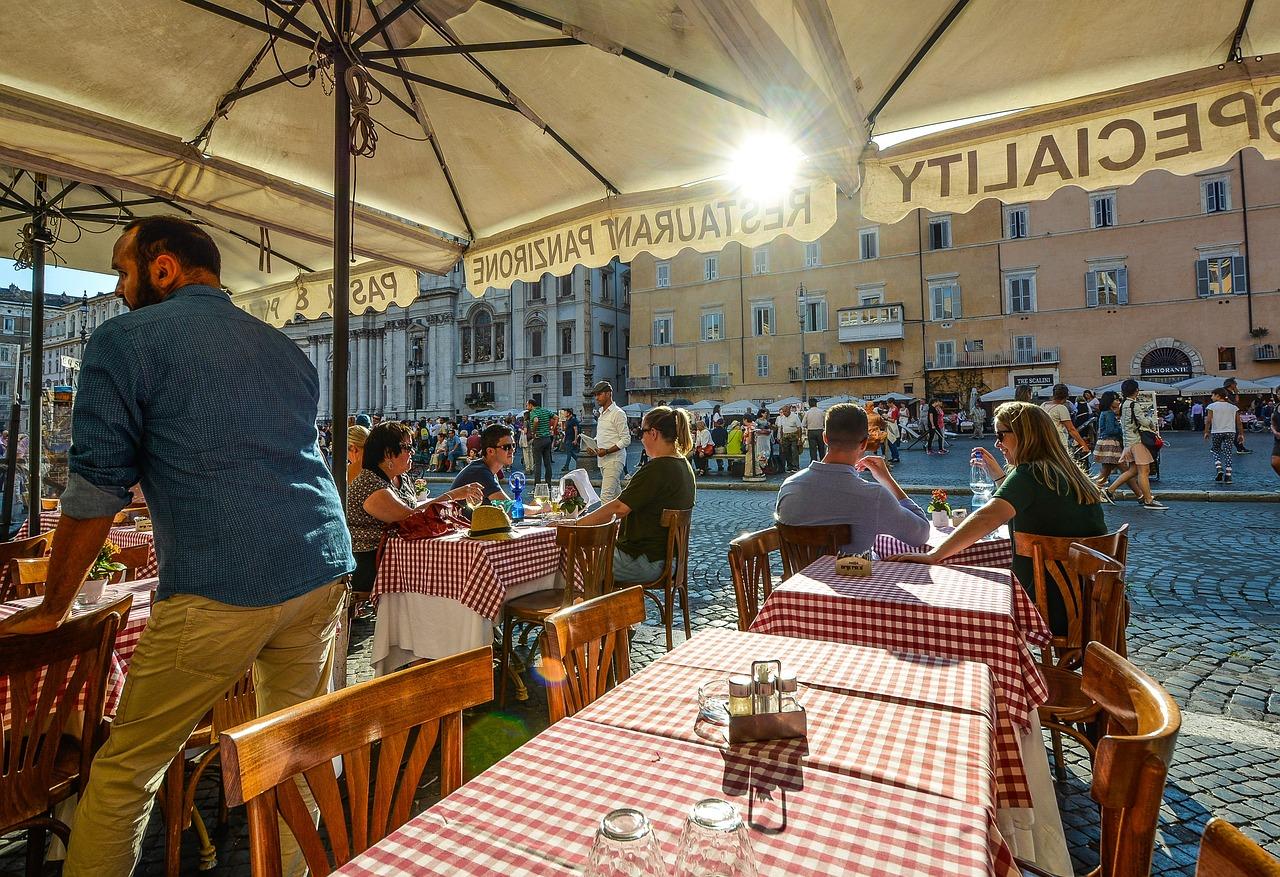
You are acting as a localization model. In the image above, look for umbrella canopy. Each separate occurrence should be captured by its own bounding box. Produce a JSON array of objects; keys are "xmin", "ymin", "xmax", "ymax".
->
[
  {"xmin": 1093, "ymin": 379, "xmax": 1180, "ymax": 395},
  {"xmin": 620, "ymin": 402, "xmax": 649, "ymax": 418},
  {"xmin": 1175, "ymin": 375, "xmax": 1274, "ymax": 394},
  {"xmin": 871, "ymin": 392, "xmax": 915, "ymax": 403},
  {"xmin": 816, "ymin": 394, "xmax": 855, "ymax": 410},
  {"xmin": 771, "ymin": 396, "xmax": 804, "ymax": 410},
  {"xmin": 718, "ymin": 399, "xmax": 761, "ymax": 417},
  {"xmin": 683, "ymin": 399, "xmax": 722, "ymax": 413},
  {"xmin": 979, "ymin": 383, "xmax": 1088, "ymax": 403}
]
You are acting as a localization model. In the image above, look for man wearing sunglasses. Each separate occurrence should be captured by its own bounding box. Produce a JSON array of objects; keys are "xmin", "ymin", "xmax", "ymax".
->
[{"xmin": 452, "ymin": 423, "xmax": 546, "ymax": 518}]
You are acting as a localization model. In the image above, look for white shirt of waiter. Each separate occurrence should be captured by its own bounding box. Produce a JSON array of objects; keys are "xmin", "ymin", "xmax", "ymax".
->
[
  {"xmin": 802, "ymin": 405, "xmax": 825, "ymax": 431},
  {"xmin": 595, "ymin": 402, "xmax": 631, "ymax": 458}
]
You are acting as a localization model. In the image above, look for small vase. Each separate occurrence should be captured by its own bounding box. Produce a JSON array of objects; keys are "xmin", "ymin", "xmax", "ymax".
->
[
  {"xmin": 78, "ymin": 578, "xmax": 109, "ymax": 606},
  {"xmin": 930, "ymin": 510, "xmax": 950, "ymax": 528}
]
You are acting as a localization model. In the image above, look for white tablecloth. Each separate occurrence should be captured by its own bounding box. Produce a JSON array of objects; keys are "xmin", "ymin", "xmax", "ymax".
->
[{"xmin": 371, "ymin": 573, "xmax": 557, "ymax": 676}]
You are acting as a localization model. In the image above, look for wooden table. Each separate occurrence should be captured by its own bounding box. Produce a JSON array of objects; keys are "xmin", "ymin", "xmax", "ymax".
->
[
  {"xmin": 335, "ymin": 629, "xmax": 1018, "ymax": 877},
  {"xmin": 20, "ymin": 509, "xmax": 158, "ymax": 578}
]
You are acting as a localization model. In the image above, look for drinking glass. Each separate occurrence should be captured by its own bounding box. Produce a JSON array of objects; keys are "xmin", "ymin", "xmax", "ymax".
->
[
  {"xmin": 673, "ymin": 799, "xmax": 757, "ymax": 877},
  {"xmin": 550, "ymin": 485, "xmax": 563, "ymax": 515},
  {"xmin": 533, "ymin": 483, "xmax": 551, "ymax": 506},
  {"xmin": 585, "ymin": 808, "xmax": 666, "ymax": 877}
]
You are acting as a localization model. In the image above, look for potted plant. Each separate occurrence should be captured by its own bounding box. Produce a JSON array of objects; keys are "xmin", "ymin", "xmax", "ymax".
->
[
  {"xmin": 80, "ymin": 538, "xmax": 125, "ymax": 605},
  {"xmin": 559, "ymin": 482, "xmax": 587, "ymax": 519},
  {"xmin": 927, "ymin": 489, "xmax": 952, "ymax": 528}
]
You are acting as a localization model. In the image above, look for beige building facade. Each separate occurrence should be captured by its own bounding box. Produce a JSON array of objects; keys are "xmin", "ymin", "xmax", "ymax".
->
[{"xmin": 627, "ymin": 150, "xmax": 1280, "ymax": 407}]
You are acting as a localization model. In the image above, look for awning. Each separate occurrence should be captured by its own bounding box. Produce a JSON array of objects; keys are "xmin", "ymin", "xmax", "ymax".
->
[{"xmin": 232, "ymin": 261, "xmax": 421, "ymax": 327}]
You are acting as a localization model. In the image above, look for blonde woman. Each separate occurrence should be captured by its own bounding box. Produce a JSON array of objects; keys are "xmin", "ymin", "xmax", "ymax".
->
[
  {"xmin": 347, "ymin": 424, "xmax": 370, "ymax": 489},
  {"xmin": 576, "ymin": 406, "xmax": 696, "ymax": 583},
  {"xmin": 892, "ymin": 401, "xmax": 1106, "ymax": 636}
]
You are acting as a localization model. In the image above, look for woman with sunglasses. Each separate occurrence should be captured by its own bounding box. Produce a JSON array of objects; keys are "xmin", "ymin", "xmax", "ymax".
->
[
  {"xmin": 346, "ymin": 422, "xmax": 482, "ymax": 595},
  {"xmin": 892, "ymin": 401, "xmax": 1106, "ymax": 636}
]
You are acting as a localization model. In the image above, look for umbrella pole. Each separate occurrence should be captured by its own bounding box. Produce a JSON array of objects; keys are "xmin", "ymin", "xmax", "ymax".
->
[
  {"xmin": 1, "ymin": 355, "xmax": 23, "ymax": 536},
  {"xmin": 331, "ymin": 44, "xmax": 352, "ymax": 506},
  {"xmin": 26, "ymin": 175, "xmax": 47, "ymax": 535}
]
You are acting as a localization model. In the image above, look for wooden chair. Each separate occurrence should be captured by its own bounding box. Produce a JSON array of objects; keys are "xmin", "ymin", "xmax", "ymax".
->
[
  {"xmin": 0, "ymin": 594, "xmax": 132, "ymax": 875},
  {"xmin": 1014, "ymin": 523, "xmax": 1129, "ymax": 668},
  {"xmin": 728, "ymin": 527, "xmax": 780, "ymax": 631},
  {"xmin": 111, "ymin": 543, "xmax": 151, "ymax": 581},
  {"xmin": 624, "ymin": 508, "xmax": 693, "ymax": 651},
  {"xmin": 1039, "ymin": 543, "xmax": 1127, "ymax": 781},
  {"xmin": 1196, "ymin": 817, "xmax": 1280, "ymax": 876},
  {"xmin": 0, "ymin": 535, "xmax": 52, "ymax": 602},
  {"xmin": 160, "ymin": 668, "xmax": 257, "ymax": 876},
  {"xmin": 774, "ymin": 522, "xmax": 850, "ymax": 579},
  {"xmin": 542, "ymin": 586, "xmax": 646, "ymax": 723},
  {"xmin": 1019, "ymin": 643, "xmax": 1180, "ymax": 877},
  {"xmin": 5, "ymin": 558, "xmax": 49, "ymax": 601},
  {"xmin": 498, "ymin": 518, "xmax": 618, "ymax": 706},
  {"xmin": 219, "ymin": 647, "xmax": 493, "ymax": 877}
]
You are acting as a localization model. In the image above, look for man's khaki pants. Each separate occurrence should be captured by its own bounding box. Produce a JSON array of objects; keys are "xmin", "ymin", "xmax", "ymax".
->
[
  {"xmin": 64, "ymin": 579, "xmax": 347, "ymax": 877},
  {"xmin": 599, "ymin": 453, "xmax": 625, "ymax": 504}
]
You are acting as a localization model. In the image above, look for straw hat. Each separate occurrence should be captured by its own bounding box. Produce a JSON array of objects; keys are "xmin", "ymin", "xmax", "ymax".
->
[{"xmin": 468, "ymin": 504, "xmax": 514, "ymax": 540}]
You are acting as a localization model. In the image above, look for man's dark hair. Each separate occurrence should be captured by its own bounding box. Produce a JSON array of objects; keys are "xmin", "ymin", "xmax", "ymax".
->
[
  {"xmin": 1212, "ymin": 387, "xmax": 1227, "ymax": 399},
  {"xmin": 123, "ymin": 216, "xmax": 221, "ymax": 277},
  {"xmin": 1120, "ymin": 379, "xmax": 1140, "ymax": 398},
  {"xmin": 824, "ymin": 403, "xmax": 869, "ymax": 448},
  {"xmin": 1051, "ymin": 383, "xmax": 1070, "ymax": 401},
  {"xmin": 480, "ymin": 423, "xmax": 514, "ymax": 454}
]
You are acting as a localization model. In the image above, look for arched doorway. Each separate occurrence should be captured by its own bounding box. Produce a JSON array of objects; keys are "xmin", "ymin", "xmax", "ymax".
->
[{"xmin": 1139, "ymin": 347, "xmax": 1193, "ymax": 382}]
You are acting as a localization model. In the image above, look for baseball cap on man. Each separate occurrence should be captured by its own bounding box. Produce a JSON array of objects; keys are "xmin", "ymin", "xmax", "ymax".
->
[{"xmin": 590, "ymin": 381, "xmax": 613, "ymax": 395}]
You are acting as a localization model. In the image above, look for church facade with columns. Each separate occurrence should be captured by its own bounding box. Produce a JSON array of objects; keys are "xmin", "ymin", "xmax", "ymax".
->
[{"xmin": 280, "ymin": 260, "xmax": 631, "ymax": 422}]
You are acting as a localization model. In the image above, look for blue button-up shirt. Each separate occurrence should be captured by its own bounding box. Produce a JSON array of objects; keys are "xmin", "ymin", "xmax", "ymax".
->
[{"xmin": 62, "ymin": 284, "xmax": 354, "ymax": 606}]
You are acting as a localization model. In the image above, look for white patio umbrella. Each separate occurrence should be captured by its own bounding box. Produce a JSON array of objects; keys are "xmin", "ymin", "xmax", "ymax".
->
[
  {"xmin": 684, "ymin": 399, "xmax": 722, "ymax": 414},
  {"xmin": 771, "ymin": 396, "xmax": 804, "ymax": 410},
  {"xmin": 1175, "ymin": 375, "xmax": 1274, "ymax": 394},
  {"xmin": 872, "ymin": 392, "xmax": 916, "ymax": 403},
  {"xmin": 816, "ymin": 394, "xmax": 855, "ymax": 410},
  {"xmin": 1093, "ymin": 379, "xmax": 1179, "ymax": 395},
  {"xmin": 718, "ymin": 399, "xmax": 760, "ymax": 417},
  {"xmin": 620, "ymin": 402, "xmax": 649, "ymax": 418}
]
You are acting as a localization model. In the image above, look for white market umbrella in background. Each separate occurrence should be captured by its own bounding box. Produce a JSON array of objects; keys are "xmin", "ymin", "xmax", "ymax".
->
[
  {"xmin": 1174, "ymin": 375, "xmax": 1274, "ymax": 394},
  {"xmin": 718, "ymin": 399, "xmax": 760, "ymax": 417},
  {"xmin": 1093, "ymin": 379, "xmax": 1179, "ymax": 395},
  {"xmin": 816, "ymin": 394, "xmax": 855, "ymax": 410},
  {"xmin": 770, "ymin": 396, "xmax": 804, "ymax": 410},
  {"xmin": 683, "ymin": 399, "xmax": 722, "ymax": 414},
  {"xmin": 872, "ymin": 392, "xmax": 915, "ymax": 403},
  {"xmin": 620, "ymin": 402, "xmax": 649, "ymax": 418}
]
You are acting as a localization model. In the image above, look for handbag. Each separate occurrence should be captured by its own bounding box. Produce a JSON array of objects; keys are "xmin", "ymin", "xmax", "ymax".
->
[
  {"xmin": 1128, "ymin": 401, "xmax": 1164, "ymax": 451},
  {"xmin": 397, "ymin": 500, "xmax": 470, "ymax": 540}
]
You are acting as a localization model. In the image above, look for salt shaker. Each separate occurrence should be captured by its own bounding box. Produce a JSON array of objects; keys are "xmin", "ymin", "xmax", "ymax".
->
[
  {"xmin": 777, "ymin": 673, "xmax": 802, "ymax": 712},
  {"xmin": 728, "ymin": 676, "xmax": 753, "ymax": 717}
]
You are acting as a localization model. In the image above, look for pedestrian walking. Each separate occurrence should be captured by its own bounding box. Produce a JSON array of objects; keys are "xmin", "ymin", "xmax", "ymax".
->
[
  {"xmin": 802, "ymin": 398, "xmax": 826, "ymax": 461},
  {"xmin": 1041, "ymin": 383, "xmax": 1090, "ymax": 459},
  {"xmin": 525, "ymin": 398, "xmax": 555, "ymax": 486},
  {"xmin": 559, "ymin": 407, "xmax": 581, "ymax": 473},
  {"xmin": 884, "ymin": 416, "xmax": 902, "ymax": 464},
  {"xmin": 1092, "ymin": 391, "xmax": 1125, "ymax": 486},
  {"xmin": 0, "ymin": 216, "xmax": 354, "ymax": 877},
  {"xmin": 1223, "ymin": 377, "xmax": 1251, "ymax": 453},
  {"xmin": 1270, "ymin": 403, "xmax": 1280, "ymax": 485},
  {"xmin": 925, "ymin": 399, "xmax": 948, "ymax": 454},
  {"xmin": 1204, "ymin": 387, "xmax": 1243, "ymax": 483},
  {"xmin": 1106, "ymin": 379, "xmax": 1166, "ymax": 509},
  {"xmin": 776, "ymin": 403, "xmax": 804, "ymax": 471},
  {"xmin": 590, "ymin": 381, "xmax": 631, "ymax": 503},
  {"xmin": 517, "ymin": 418, "xmax": 532, "ymax": 473},
  {"xmin": 1190, "ymin": 399, "xmax": 1205, "ymax": 432}
]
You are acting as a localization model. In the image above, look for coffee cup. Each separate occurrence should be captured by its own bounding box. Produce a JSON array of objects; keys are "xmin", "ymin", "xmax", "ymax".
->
[{"xmin": 78, "ymin": 578, "xmax": 108, "ymax": 606}]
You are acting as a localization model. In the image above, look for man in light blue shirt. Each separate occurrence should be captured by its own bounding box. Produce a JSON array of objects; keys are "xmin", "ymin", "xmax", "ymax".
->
[
  {"xmin": 775, "ymin": 403, "xmax": 930, "ymax": 553},
  {"xmin": 0, "ymin": 217, "xmax": 353, "ymax": 877}
]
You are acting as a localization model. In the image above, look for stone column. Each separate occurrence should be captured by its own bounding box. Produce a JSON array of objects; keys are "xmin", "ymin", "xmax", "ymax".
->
[{"xmin": 350, "ymin": 331, "xmax": 362, "ymax": 414}]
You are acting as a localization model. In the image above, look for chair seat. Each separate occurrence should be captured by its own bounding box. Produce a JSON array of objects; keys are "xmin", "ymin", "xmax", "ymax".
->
[
  {"xmin": 504, "ymin": 589, "xmax": 568, "ymax": 620},
  {"xmin": 1040, "ymin": 666, "xmax": 1098, "ymax": 721},
  {"xmin": 47, "ymin": 735, "xmax": 83, "ymax": 803}
]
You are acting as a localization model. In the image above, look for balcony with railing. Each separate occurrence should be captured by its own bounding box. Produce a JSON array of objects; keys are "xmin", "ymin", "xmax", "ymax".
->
[
  {"xmin": 837, "ymin": 303, "xmax": 905, "ymax": 343},
  {"xmin": 925, "ymin": 347, "xmax": 1061, "ymax": 370},
  {"xmin": 789, "ymin": 362, "xmax": 900, "ymax": 382},
  {"xmin": 627, "ymin": 373, "xmax": 732, "ymax": 392},
  {"xmin": 1254, "ymin": 343, "xmax": 1280, "ymax": 362}
]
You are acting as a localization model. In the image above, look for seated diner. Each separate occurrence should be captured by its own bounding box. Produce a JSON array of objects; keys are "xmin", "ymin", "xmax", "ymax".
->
[
  {"xmin": 574, "ymin": 405, "xmax": 696, "ymax": 583},
  {"xmin": 451, "ymin": 423, "xmax": 546, "ymax": 518},
  {"xmin": 891, "ymin": 400, "xmax": 1106, "ymax": 635},
  {"xmin": 346, "ymin": 422, "xmax": 482, "ymax": 593}
]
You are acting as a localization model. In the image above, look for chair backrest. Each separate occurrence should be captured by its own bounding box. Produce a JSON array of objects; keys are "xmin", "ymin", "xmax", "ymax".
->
[
  {"xmin": 1067, "ymin": 542, "xmax": 1127, "ymax": 654},
  {"xmin": 728, "ymin": 527, "xmax": 780, "ymax": 631},
  {"xmin": 5, "ymin": 557, "xmax": 50, "ymax": 601},
  {"xmin": 554, "ymin": 518, "xmax": 619, "ymax": 610},
  {"xmin": 0, "ymin": 535, "xmax": 52, "ymax": 602},
  {"xmin": 1014, "ymin": 523, "xmax": 1129, "ymax": 661},
  {"xmin": 111, "ymin": 544, "xmax": 151, "ymax": 582},
  {"xmin": 658, "ymin": 508, "xmax": 692, "ymax": 591},
  {"xmin": 774, "ymin": 522, "xmax": 850, "ymax": 579},
  {"xmin": 219, "ymin": 646, "xmax": 493, "ymax": 877},
  {"xmin": 1197, "ymin": 818, "xmax": 1280, "ymax": 877},
  {"xmin": 1082, "ymin": 643, "xmax": 1181, "ymax": 877},
  {"xmin": 0, "ymin": 594, "xmax": 131, "ymax": 833},
  {"xmin": 542, "ymin": 586, "xmax": 646, "ymax": 724}
]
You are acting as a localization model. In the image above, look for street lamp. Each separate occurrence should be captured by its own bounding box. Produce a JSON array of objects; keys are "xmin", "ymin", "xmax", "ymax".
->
[
  {"xmin": 76, "ymin": 293, "xmax": 89, "ymax": 386},
  {"xmin": 796, "ymin": 283, "xmax": 808, "ymax": 406}
]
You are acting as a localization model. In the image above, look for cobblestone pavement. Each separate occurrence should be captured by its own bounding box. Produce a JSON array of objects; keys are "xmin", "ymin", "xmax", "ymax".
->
[{"xmin": 4, "ymin": 491, "xmax": 1276, "ymax": 876}]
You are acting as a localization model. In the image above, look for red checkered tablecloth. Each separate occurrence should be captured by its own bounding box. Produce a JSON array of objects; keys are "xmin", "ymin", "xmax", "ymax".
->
[
  {"xmin": 337, "ymin": 717, "xmax": 1016, "ymax": 877},
  {"xmin": 20, "ymin": 510, "xmax": 159, "ymax": 579},
  {"xmin": 372, "ymin": 526, "xmax": 560, "ymax": 619},
  {"xmin": 1, "ymin": 577, "xmax": 157, "ymax": 727},
  {"xmin": 875, "ymin": 524, "xmax": 1014, "ymax": 568},
  {"xmin": 749, "ymin": 557, "xmax": 1049, "ymax": 809}
]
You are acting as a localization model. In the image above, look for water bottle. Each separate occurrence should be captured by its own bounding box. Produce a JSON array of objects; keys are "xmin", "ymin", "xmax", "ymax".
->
[
  {"xmin": 969, "ymin": 458, "xmax": 994, "ymax": 510},
  {"xmin": 509, "ymin": 471, "xmax": 525, "ymax": 522}
]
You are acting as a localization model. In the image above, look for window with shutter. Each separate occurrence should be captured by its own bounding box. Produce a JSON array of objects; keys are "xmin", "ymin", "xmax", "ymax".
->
[
  {"xmin": 1197, "ymin": 256, "xmax": 1245, "ymax": 296},
  {"xmin": 753, "ymin": 249, "xmax": 769, "ymax": 274},
  {"xmin": 656, "ymin": 262, "xmax": 671, "ymax": 288}
]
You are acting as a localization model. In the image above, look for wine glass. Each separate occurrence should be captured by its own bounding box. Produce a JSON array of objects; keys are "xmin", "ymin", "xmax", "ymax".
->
[
  {"xmin": 585, "ymin": 808, "xmax": 666, "ymax": 877},
  {"xmin": 673, "ymin": 799, "xmax": 757, "ymax": 877},
  {"xmin": 550, "ymin": 485, "xmax": 563, "ymax": 515}
]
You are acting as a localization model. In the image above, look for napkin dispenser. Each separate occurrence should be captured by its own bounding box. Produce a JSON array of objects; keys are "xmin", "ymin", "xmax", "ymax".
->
[
  {"xmin": 727, "ymin": 659, "xmax": 807, "ymax": 745},
  {"xmin": 834, "ymin": 552, "xmax": 872, "ymax": 577}
]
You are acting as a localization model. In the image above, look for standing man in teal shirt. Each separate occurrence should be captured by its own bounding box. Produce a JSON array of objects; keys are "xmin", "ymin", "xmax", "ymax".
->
[
  {"xmin": 526, "ymin": 397, "xmax": 555, "ymax": 487},
  {"xmin": 0, "ymin": 217, "xmax": 354, "ymax": 876}
]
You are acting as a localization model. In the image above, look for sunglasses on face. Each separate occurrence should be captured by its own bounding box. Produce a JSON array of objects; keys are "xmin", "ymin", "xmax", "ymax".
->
[
  {"xmin": 995, "ymin": 429, "xmax": 1013, "ymax": 439},
  {"xmin": 398, "ymin": 444, "xmax": 414, "ymax": 453},
  {"xmin": 497, "ymin": 443, "xmax": 516, "ymax": 451}
]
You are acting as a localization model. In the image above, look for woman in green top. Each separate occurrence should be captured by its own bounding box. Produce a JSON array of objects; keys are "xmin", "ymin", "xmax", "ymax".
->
[
  {"xmin": 892, "ymin": 401, "xmax": 1106, "ymax": 635},
  {"xmin": 576, "ymin": 405, "xmax": 696, "ymax": 583},
  {"xmin": 726, "ymin": 420, "xmax": 744, "ymax": 455}
]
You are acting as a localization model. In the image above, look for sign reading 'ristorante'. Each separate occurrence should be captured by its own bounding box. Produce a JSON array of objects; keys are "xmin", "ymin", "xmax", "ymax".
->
[
  {"xmin": 466, "ymin": 177, "xmax": 839, "ymax": 290},
  {"xmin": 861, "ymin": 63, "xmax": 1280, "ymax": 222}
]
